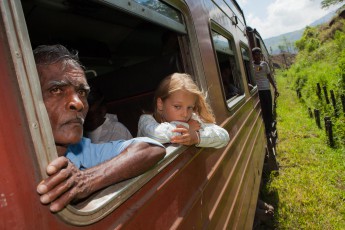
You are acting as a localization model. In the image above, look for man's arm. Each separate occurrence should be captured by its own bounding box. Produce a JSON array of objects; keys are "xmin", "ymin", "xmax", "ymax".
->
[
  {"xmin": 37, "ymin": 142, "xmax": 165, "ymax": 212},
  {"xmin": 267, "ymin": 73, "xmax": 279, "ymax": 97}
]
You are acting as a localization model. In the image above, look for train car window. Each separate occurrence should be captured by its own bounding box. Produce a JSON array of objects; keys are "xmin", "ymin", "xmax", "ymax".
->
[
  {"xmin": 101, "ymin": 0, "xmax": 186, "ymax": 33},
  {"xmin": 133, "ymin": 0, "xmax": 183, "ymax": 23},
  {"xmin": 240, "ymin": 46, "xmax": 257, "ymax": 93},
  {"xmin": 211, "ymin": 30, "xmax": 245, "ymax": 108},
  {"xmin": 18, "ymin": 0, "xmax": 194, "ymax": 225},
  {"xmin": 220, "ymin": 0, "xmax": 246, "ymax": 27}
]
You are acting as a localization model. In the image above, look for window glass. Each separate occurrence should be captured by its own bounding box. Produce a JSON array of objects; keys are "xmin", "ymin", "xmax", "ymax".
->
[
  {"xmin": 241, "ymin": 46, "xmax": 256, "ymax": 91},
  {"xmin": 212, "ymin": 32, "xmax": 234, "ymax": 55},
  {"xmin": 134, "ymin": 0, "xmax": 183, "ymax": 23},
  {"xmin": 212, "ymin": 31, "xmax": 244, "ymax": 102}
]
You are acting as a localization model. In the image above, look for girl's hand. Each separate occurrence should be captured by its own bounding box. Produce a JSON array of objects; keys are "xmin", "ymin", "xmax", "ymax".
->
[
  {"xmin": 171, "ymin": 125, "xmax": 199, "ymax": 146},
  {"xmin": 188, "ymin": 119, "xmax": 201, "ymax": 131}
]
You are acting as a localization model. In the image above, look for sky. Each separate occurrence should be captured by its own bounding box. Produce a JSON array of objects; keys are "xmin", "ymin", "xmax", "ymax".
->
[{"xmin": 237, "ymin": 0, "xmax": 343, "ymax": 39}]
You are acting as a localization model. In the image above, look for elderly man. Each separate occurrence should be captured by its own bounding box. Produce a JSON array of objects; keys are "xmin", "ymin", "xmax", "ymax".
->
[{"xmin": 35, "ymin": 45, "xmax": 166, "ymax": 212}]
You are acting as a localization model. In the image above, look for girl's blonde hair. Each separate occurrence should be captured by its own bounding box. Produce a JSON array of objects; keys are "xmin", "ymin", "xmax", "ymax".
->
[{"xmin": 153, "ymin": 73, "xmax": 215, "ymax": 123}]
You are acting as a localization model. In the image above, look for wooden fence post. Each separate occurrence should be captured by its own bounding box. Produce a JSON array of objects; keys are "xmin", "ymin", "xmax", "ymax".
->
[
  {"xmin": 316, "ymin": 83, "xmax": 322, "ymax": 100},
  {"xmin": 323, "ymin": 85, "xmax": 330, "ymax": 104},
  {"xmin": 308, "ymin": 107, "xmax": 313, "ymax": 118},
  {"xmin": 330, "ymin": 90, "xmax": 338, "ymax": 117},
  {"xmin": 314, "ymin": 109, "xmax": 321, "ymax": 129},
  {"xmin": 325, "ymin": 119, "xmax": 334, "ymax": 147},
  {"xmin": 324, "ymin": 116, "xmax": 330, "ymax": 134},
  {"xmin": 341, "ymin": 94, "xmax": 345, "ymax": 114}
]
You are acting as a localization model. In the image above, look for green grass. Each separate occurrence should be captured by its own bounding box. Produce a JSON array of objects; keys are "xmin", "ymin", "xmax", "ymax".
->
[{"xmin": 261, "ymin": 73, "xmax": 345, "ymax": 229}]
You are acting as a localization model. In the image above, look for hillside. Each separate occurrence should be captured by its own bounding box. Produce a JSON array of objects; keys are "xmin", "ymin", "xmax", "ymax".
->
[
  {"xmin": 271, "ymin": 52, "xmax": 296, "ymax": 69},
  {"xmin": 264, "ymin": 10, "xmax": 337, "ymax": 54},
  {"xmin": 283, "ymin": 9, "xmax": 345, "ymax": 148}
]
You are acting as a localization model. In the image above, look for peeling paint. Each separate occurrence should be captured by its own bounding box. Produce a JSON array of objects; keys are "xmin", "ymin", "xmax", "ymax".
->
[{"xmin": 0, "ymin": 193, "xmax": 8, "ymax": 208}]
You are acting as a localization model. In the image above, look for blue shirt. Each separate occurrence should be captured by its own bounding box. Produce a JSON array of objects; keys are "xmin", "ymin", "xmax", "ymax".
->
[{"xmin": 65, "ymin": 137, "xmax": 164, "ymax": 170}]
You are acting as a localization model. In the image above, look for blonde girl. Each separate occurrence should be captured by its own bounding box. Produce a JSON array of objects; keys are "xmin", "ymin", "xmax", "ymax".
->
[{"xmin": 137, "ymin": 73, "xmax": 229, "ymax": 148}]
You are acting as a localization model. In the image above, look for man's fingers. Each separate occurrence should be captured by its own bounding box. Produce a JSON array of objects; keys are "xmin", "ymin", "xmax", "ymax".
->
[
  {"xmin": 36, "ymin": 159, "xmax": 82, "ymax": 212},
  {"xmin": 46, "ymin": 157, "xmax": 69, "ymax": 175},
  {"xmin": 37, "ymin": 181, "xmax": 48, "ymax": 194},
  {"xmin": 49, "ymin": 187, "xmax": 76, "ymax": 212},
  {"xmin": 37, "ymin": 165, "xmax": 71, "ymax": 196},
  {"xmin": 39, "ymin": 175, "xmax": 75, "ymax": 204}
]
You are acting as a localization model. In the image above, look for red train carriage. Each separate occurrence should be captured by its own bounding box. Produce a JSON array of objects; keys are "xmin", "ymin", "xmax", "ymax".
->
[{"xmin": 0, "ymin": 0, "xmax": 268, "ymax": 229}]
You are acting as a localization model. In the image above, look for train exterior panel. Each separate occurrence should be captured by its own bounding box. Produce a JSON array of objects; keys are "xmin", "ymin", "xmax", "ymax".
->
[{"xmin": 0, "ymin": 0, "xmax": 267, "ymax": 229}]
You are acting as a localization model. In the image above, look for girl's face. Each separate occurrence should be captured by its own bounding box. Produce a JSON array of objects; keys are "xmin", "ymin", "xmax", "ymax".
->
[{"xmin": 157, "ymin": 90, "xmax": 197, "ymax": 122}]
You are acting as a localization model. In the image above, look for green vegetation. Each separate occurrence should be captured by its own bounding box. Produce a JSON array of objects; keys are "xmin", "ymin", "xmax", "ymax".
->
[
  {"xmin": 262, "ymin": 74, "xmax": 345, "ymax": 229},
  {"xmin": 261, "ymin": 15, "xmax": 345, "ymax": 229},
  {"xmin": 287, "ymin": 17, "xmax": 345, "ymax": 147},
  {"xmin": 322, "ymin": 0, "xmax": 344, "ymax": 8}
]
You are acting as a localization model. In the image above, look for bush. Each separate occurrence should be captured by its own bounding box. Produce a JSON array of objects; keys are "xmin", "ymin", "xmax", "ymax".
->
[
  {"xmin": 285, "ymin": 20, "xmax": 345, "ymax": 148},
  {"xmin": 306, "ymin": 38, "xmax": 320, "ymax": 52},
  {"xmin": 295, "ymin": 27, "xmax": 319, "ymax": 51}
]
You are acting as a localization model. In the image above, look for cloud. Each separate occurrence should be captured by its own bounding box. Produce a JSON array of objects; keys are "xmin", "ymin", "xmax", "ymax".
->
[
  {"xmin": 237, "ymin": 0, "xmax": 248, "ymax": 6},
  {"xmin": 245, "ymin": 0, "xmax": 341, "ymax": 38}
]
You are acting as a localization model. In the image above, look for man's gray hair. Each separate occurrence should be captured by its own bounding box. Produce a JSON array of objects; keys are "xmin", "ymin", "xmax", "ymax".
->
[{"xmin": 33, "ymin": 44, "xmax": 84, "ymax": 69}]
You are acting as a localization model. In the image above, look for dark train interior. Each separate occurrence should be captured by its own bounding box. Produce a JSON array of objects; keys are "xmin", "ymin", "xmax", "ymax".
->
[{"xmin": 22, "ymin": 0, "xmax": 187, "ymax": 136}]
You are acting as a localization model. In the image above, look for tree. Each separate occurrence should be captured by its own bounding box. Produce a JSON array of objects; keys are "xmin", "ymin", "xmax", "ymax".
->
[
  {"xmin": 282, "ymin": 36, "xmax": 294, "ymax": 53},
  {"xmin": 278, "ymin": 45, "xmax": 286, "ymax": 53},
  {"xmin": 321, "ymin": 0, "xmax": 343, "ymax": 8}
]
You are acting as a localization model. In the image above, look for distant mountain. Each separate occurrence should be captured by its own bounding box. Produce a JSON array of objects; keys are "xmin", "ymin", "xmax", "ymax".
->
[{"xmin": 264, "ymin": 11, "xmax": 337, "ymax": 55}]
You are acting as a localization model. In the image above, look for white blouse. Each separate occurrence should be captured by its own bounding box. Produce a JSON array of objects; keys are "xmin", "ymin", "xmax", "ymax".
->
[{"xmin": 137, "ymin": 113, "xmax": 230, "ymax": 149}]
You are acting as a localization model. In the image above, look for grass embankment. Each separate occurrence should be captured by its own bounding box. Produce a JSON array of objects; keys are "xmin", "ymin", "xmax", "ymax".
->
[{"xmin": 262, "ymin": 73, "xmax": 345, "ymax": 229}]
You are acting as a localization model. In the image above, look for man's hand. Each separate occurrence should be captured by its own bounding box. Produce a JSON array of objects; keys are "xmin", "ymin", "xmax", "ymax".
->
[
  {"xmin": 37, "ymin": 143, "xmax": 165, "ymax": 213},
  {"xmin": 274, "ymin": 90, "xmax": 279, "ymax": 98},
  {"xmin": 37, "ymin": 157, "xmax": 92, "ymax": 212}
]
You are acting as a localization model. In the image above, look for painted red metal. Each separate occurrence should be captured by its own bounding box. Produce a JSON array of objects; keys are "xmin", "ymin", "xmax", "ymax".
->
[{"xmin": 0, "ymin": 0, "xmax": 268, "ymax": 229}]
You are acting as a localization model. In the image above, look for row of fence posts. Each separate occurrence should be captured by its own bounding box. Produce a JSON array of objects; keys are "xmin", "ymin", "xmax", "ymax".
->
[
  {"xmin": 298, "ymin": 83, "xmax": 345, "ymax": 148},
  {"xmin": 310, "ymin": 109, "xmax": 335, "ymax": 147},
  {"xmin": 316, "ymin": 83, "xmax": 345, "ymax": 117}
]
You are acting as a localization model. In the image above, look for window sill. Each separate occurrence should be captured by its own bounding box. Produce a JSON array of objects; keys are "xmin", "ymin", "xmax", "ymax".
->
[
  {"xmin": 227, "ymin": 94, "xmax": 246, "ymax": 110},
  {"xmin": 58, "ymin": 144, "xmax": 188, "ymax": 226}
]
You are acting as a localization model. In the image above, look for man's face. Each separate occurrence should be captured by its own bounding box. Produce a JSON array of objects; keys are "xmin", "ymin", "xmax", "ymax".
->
[
  {"xmin": 38, "ymin": 61, "xmax": 90, "ymax": 152},
  {"xmin": 253, "ymin": 52, "xmax": 261, "ymax": 62}
]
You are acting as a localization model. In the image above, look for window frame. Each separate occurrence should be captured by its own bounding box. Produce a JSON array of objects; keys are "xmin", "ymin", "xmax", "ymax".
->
[
  {"xmin": 63, "ymin": 0, "xmax": 193, "ymax": 225},
  {"xmin": 101, "ymin": 0, "xmax": 186, "ymax": 33},
  {"xmin": 210, "ymin": 21, "xmax": 246, "ymax": 111},
  {"xmin": 240, "ymin": 43, "xmax": 257, "ymax": 94}
]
